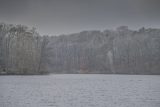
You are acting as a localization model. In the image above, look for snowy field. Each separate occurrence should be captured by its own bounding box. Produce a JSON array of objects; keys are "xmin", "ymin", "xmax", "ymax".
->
[{"xmin": 0, "ymin": 74, "xmax": 160, "ymax": 107}]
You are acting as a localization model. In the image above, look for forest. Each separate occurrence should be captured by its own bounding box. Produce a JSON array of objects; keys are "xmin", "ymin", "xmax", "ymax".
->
[
  {"xmin": 0, "ymin": 23, "xmax": 49, "ymax": 74},
  {"xmin": 0, "ymin": 23, "xmax": 160, "ymax": 74}
]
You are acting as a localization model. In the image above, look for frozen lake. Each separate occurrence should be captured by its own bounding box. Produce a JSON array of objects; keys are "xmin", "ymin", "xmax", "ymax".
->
[{"xmin": 0, "ymin": 74, "xmax": 160, "ymax": 107}]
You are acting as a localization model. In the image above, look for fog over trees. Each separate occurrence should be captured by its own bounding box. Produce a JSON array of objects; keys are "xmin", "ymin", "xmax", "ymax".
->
[
  {"xmin": 0, "ymin": 23, "xmax": 160, "ymax": 74},
  {"xmin": 0, "ymin": 23, "xmax": 49, "ymax": 74}
]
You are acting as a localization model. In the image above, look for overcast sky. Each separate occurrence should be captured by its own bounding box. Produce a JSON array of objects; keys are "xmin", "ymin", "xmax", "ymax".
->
[{"xmin": 0, "ymin": 0, "xmax": 160, "ymax": 35}]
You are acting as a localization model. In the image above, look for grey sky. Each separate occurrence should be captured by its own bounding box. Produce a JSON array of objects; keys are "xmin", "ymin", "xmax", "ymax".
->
[{"xmin": 0, "ymin": 0, "xmax": 160, "ymax": 35}]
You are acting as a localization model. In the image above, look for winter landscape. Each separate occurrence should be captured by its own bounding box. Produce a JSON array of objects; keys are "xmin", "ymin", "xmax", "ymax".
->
[{"xmin": 1, "ymin": 0, "xmax": 160, "ymax": 107}]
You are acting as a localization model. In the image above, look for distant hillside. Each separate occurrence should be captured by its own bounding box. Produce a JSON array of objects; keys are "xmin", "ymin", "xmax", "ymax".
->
[
  {"xmin": 1, "ymin": 23, "xmax": 160, "ymax": 74},
  {"xmin": 47, "ymin": 26, "xmax": 160, "ymax": 74}
]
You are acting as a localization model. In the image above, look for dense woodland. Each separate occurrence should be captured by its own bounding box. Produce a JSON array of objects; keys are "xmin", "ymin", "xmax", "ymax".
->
[
  {"xmin": 0, "ymin": 23, "xmax": 49, "ymax": 74},
  {"xmin": 0, "ymin": 23, "xmax": 160, "ymax": 74}
]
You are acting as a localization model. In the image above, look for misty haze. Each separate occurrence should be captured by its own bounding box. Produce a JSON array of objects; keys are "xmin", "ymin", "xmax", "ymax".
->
[{"xmin": 0, "ymin": 0, "xmax": 160, "ymax": 107}]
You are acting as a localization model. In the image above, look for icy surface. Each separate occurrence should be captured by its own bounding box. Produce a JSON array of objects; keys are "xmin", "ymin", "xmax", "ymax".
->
[{"xmin": 0, "ymin": 74, "xmax": 160, "ymax": 107}]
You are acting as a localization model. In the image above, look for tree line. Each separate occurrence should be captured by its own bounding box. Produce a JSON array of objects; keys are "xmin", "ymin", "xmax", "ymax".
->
[
  {"xmin": 0, "ymin": 23, "xmax": 160, "ymax": 74},
  {"xmin": 48, "ymin": 26, "xmax": 160, "ymax": 74},
  {"xmin": 0, "ymin": 23, "xmax": 49, "ymax": 74}
]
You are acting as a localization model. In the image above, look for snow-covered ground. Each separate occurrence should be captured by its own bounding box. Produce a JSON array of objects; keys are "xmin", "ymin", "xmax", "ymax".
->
[{"xmin": 0, "ymin": 74, "xmax": 160, "ymax": 107}]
